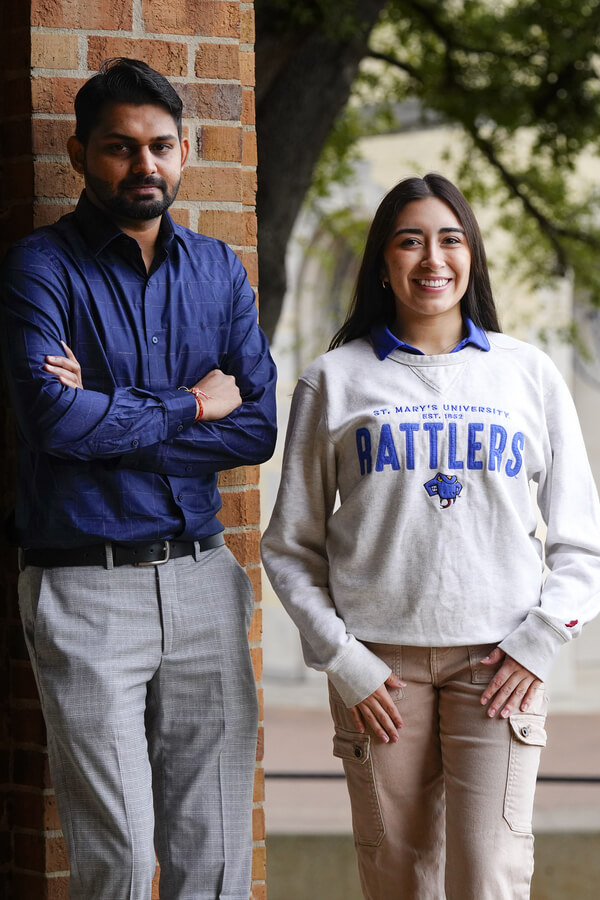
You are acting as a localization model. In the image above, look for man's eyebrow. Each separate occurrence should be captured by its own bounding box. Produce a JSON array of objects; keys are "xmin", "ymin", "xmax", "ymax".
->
[
  {"xmin": 100, "ymin": 131, "xmax": 178, "ymax": 142},
  {"xmin": 392, "ymin": 226, "xmax": 465, "ymax": 237}
]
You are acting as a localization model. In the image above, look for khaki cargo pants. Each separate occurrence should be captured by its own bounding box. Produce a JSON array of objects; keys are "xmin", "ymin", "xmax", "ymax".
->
[{"xmin": 329, "ymin": 644, "xmax": 547, "ymax": 900}]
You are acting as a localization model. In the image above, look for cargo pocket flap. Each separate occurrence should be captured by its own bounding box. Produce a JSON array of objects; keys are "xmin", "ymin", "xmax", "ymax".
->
[
  {"xmin": 332, "ymin": 729, "xmax": 371, "ymax": 765},
  {"xmin": 508, "ymin": 713, "xmax": 547, "ymax": 747}
]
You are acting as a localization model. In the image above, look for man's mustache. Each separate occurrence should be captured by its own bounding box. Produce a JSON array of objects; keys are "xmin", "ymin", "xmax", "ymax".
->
[{"xmin": 119, "ymin": 176, "xmax": 167, "ymax": 190}]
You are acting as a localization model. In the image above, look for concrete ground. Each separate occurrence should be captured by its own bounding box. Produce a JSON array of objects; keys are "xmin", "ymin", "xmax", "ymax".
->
[{"xmin": 263, "ymin": 675, "xmax": 600, "ymax": 899}]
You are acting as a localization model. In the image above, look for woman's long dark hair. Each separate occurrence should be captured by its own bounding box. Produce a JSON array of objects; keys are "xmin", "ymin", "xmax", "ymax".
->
[{"xmin": 329, "ymin": 173, "xmax": 501, "ymax": 350}]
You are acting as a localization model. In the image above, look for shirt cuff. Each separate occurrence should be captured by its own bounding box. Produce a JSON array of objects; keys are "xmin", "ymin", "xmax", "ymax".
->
[{"xmin": 155, "ymin": 388, "xmax": 199, "ymax": 438}]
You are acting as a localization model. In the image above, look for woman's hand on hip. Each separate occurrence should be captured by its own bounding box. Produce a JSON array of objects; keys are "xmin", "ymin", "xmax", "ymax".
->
[
  {"xmin": 479, "ymin": 647, "xmax": 543, "ymax": 718},
  {"xmin": 349, "ymin": 674, "xmax": 406, "ymax": 743}
]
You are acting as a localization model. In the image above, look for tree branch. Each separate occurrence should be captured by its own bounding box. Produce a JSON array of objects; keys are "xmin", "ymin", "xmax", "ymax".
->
[
  {"xmin": 366, "ymin": 48, "xmax": 421, "ymax": 80},
  {"xmin": 467, "ymin": 126, "xmax": 600, "ymax": 274}
]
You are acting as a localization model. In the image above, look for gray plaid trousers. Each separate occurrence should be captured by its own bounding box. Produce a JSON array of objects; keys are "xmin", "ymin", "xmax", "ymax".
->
[{"xmin": 19, "ymin": 544, "xmax": 258, "ymax": 900}]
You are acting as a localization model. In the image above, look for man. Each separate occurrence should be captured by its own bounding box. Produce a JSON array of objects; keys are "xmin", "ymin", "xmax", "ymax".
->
[{"xmin": 1, "ymin": 58, "xmax": 276, "ymax": 899}]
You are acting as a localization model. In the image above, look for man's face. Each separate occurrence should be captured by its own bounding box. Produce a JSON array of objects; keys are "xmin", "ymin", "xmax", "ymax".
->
[{"xmin": 69, "ymin": 102, "xmax": 189, "ymax": 224}]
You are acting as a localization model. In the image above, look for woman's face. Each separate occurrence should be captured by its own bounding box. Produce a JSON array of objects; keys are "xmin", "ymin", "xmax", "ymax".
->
[{"xmin": 382, "ymin": 197, "xmax": 472, "ymax": 333}]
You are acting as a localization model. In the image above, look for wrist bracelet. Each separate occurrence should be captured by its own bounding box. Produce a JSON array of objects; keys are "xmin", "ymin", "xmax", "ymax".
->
[{"xmin": 178, "ymin": 386, "xmax": 204, "ymax": 421}]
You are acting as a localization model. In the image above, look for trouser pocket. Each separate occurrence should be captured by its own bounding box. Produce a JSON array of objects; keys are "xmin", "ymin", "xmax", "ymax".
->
[
  {"xmin": 467, "ymin": 643, "xmax": 498, "ymax": 683},
  {"xmin": 332, "ymin": 726, "xmax": 385, "ymax": 847},
  {"xmin": 503, "ymin": 712, "xmax": 547, "ymax": 833}
]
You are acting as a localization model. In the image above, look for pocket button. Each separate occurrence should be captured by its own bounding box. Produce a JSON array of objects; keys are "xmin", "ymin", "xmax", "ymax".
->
[
  {"xmin": 520, "ymin": 726, "xmax": 530, "ymax": 738},
  {"xmin": 354, "ymin": 746, "xmax": 363, "ymax": 758}
]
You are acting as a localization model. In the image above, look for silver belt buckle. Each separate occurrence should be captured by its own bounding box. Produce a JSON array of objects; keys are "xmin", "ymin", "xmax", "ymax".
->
[{"xmin": 137, "ymin": 540, "xmax": 171, "ymax": 566}]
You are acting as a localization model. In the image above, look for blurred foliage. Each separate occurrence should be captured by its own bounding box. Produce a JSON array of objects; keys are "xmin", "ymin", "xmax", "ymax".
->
[
  {"xmin": 308, "ymin": 0, "xmax": 600, "ymax": 308},
  {"xmin": 308, "ymin": 104, "xmax": 398, "ymax": 200}
]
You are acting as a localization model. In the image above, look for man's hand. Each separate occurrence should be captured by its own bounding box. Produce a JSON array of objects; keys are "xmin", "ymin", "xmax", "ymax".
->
[
  {"xmin": 480, "ymin": 648, "xmax": 543, "ymax": 718},
  {"xmin": 44, "ymin": 342, "xmax": 84, "ymax": 390},
  {"xmin": 349, "ymin": 674, "xmax": 406, "ymax": 744},
  {"xmin": 192, "ymin": 369, "xmax": 242, "ymax": 421}
]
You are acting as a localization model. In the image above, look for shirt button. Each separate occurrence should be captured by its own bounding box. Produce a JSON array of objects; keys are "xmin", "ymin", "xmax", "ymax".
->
[
  {"xmin": 152, "ymin": 335, "xmax": 158, "ymax": 344},
  {"xmin": 131, "ymin": 439, "xmax": 139, "ymax": 447},
  {"xmin": 176, "ymin": 424, "xmax": 184, "ymax": 433},
  {"xmin": 185, "ymin": 465, "xmax": 192, "ymax": 472},
  {"xmin": 177, "ymin": 493, "xmax": 183, "ymax": 502}
]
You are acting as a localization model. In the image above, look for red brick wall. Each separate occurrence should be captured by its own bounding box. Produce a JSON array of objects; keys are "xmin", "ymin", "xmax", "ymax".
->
[{"xmin": 0, "ymin": 2, "xmax": 266, "ymax": 898}]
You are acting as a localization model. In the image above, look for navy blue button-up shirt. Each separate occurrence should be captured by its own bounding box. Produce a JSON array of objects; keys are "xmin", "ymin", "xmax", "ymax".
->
[{"xmin": 1, "ymin": 193, "xmax": 277, "ymax": 548}]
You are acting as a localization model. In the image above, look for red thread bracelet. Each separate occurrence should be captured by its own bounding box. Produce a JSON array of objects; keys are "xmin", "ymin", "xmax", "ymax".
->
[{"xmin": 178, "ymin": 386, "xmax": 204, "ymax": 421}]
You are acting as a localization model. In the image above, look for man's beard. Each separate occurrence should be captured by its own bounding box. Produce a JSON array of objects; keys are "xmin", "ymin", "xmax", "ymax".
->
[{"xmin": 85, "ymin": 171, "xmax": 180, "ymax": 220}]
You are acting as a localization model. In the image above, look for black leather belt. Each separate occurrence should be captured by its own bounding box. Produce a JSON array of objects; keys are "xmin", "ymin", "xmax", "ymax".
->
[{"xmin": 21, "ymin": 534, "xmax": 225, "ymax": 569}]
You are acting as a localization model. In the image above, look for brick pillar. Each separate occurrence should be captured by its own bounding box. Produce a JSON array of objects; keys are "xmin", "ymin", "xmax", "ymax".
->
[{"xmin": 0, "ymin": 2, "xmax": 266, "ymax": 898}]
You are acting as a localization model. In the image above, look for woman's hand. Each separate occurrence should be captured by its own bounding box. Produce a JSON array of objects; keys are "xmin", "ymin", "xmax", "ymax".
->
[
  {"xmin": 44, "ymin": 342, "xmax": 84, "ymax": 390},
  {"xmin": 349, "ymin": 673, "xmax": 406, "ymax": 743},
  {"xmin": 480, "ymin": 647, "xmax": 543, "ymax": 718}
]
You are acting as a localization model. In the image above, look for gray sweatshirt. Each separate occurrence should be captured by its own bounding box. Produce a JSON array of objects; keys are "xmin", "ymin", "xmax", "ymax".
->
[{"xmin": 261, "ymin": 333, "xmax": 600, "ymax": 706}]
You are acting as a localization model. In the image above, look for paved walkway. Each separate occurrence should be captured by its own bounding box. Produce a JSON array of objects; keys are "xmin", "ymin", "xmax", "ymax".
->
[{"xmin": 263, "ymin": 676, "xmax": 600, "ymax": 835}]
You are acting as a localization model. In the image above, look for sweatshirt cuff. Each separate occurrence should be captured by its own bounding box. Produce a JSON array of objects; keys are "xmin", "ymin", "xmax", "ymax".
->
[
  {"xmin": 326, "ymin": 640, "xmax": 392, "ymax": 707},
  {"xmin": 498, "ymin": 608, "xmax": 569, "ymax": 682}
]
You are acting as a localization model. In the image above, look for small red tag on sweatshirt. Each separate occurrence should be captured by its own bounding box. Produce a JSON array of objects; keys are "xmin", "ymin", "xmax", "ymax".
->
[{"xmin": 565, "ymin": 620, "xmax": 578, "ymax": 628}]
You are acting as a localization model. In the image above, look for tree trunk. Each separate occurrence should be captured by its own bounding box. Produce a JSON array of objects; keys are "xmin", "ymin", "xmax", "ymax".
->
[{"xmin": 255, "ymin": 0, "xmax": 387, "ymax": 342}]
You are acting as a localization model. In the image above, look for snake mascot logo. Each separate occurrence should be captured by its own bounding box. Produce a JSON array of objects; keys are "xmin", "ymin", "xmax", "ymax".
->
[{"xmin": 424, "ymin": 473, "xmax": 462, "ymax": 508}]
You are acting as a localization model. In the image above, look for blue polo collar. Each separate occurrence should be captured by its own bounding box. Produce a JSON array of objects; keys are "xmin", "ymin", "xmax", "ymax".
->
[{"xmin": 371, "ymin": 317, "xmax": 490, "ymax": 360}]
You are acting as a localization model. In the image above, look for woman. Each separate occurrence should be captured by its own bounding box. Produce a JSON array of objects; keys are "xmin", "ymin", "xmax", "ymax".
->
[{"xmin": 261, "ymin": 174, "xmax": 600, "ymax": 899}]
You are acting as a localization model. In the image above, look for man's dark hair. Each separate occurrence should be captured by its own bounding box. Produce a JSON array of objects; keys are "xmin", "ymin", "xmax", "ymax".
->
[{"xmin": 74, "ymin": 58, "xmax": 183, "ymax": 144}]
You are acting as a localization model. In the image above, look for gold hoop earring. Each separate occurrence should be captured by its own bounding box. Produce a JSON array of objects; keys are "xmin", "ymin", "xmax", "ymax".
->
[{"xmin": 381, "ymin": 280, "xmax": 389, "ymax": 289}]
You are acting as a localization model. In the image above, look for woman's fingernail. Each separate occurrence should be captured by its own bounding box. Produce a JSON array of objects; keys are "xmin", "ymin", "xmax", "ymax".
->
[{"xmin": 501, "ymin": 708, "xmax": 510, "ymax": 718}]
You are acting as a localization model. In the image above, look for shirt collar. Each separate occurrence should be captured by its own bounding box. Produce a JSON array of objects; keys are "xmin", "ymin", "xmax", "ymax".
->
[
  {"xmin": 371, "ymin": 317, "xmax": 490, "ymax": 360},
  {"xmin": 73, "ymin": 190, "xmax": 180, "ymax": 258}
]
